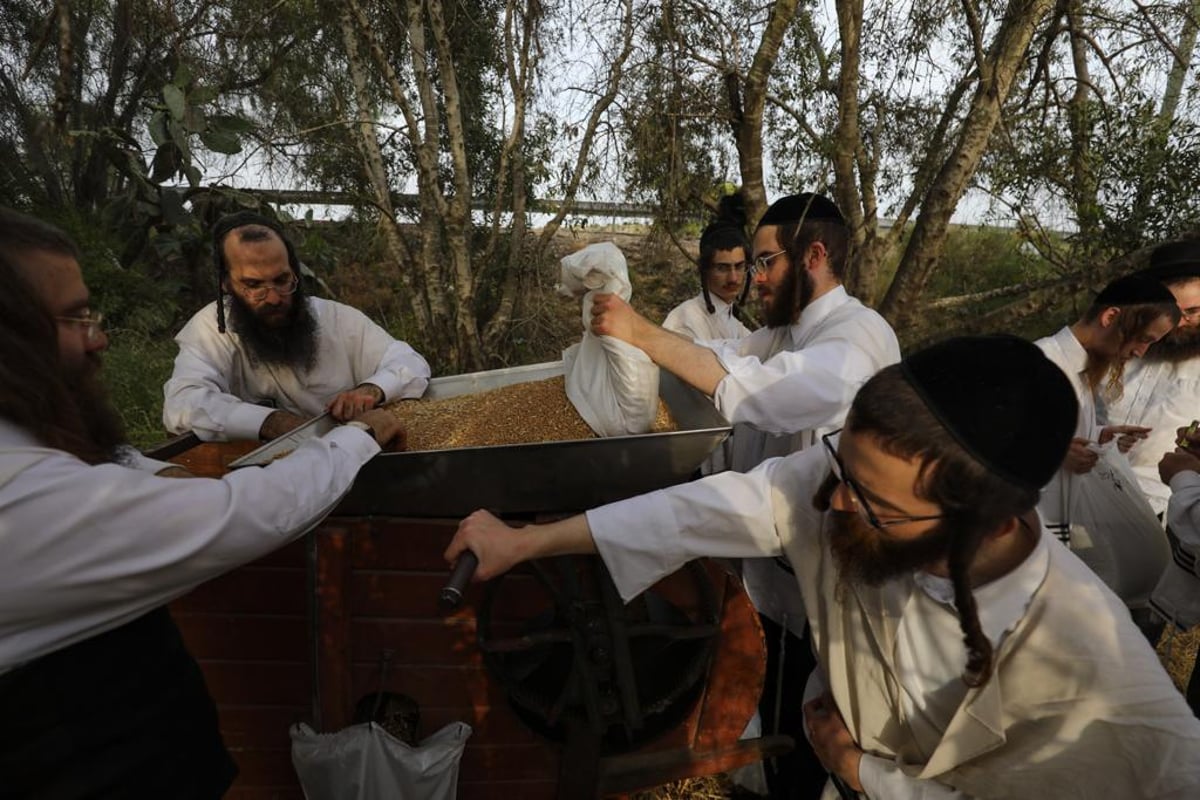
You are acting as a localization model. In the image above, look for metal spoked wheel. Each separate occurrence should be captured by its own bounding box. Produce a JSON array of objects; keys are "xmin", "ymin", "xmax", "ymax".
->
[{"xmin": 476, "ymin": 555, "xmax": 720, "ymax": 754}]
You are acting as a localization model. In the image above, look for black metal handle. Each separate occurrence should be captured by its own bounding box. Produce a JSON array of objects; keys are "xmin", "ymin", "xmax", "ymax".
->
[{"xmin": 439, "ymin": 551, "xmax": 479, "ymax": 611}]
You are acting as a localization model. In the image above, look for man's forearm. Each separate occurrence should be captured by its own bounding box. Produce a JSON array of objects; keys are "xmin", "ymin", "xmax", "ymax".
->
[
  {"xmin": 520, "ymin": 515, "xmax": 598, "ymax": 560},
  {"xmin": 630, "ymin": 321, "xmax": 729, "ymax": 397},
  {"xmin": 259, "ymin": 409, "xmax": 309, "ymax": 441}
]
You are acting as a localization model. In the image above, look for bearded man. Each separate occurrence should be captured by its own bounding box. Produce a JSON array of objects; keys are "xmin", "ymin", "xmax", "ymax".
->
[
  {"xmin": 163, "ymin": 211, "xmax": 431, "ymax": 441},
  {"xmin": 592, "ymin": 192, "xmax": 899, "ymax": 797},
  {"xmin": 0, "ymin": 208, "xmax": 404, "ymax": 797},
  {"xmin": 1034, "ymin": 273, "xmax": 1179, "ymax": 513},
  {"xmin": 446, "ymin": 335, "xmax": 1200, "ymax": 799},
  {"xmin": 1097, "ymin": 241, "xmax": 1200, "ymax": 516}
]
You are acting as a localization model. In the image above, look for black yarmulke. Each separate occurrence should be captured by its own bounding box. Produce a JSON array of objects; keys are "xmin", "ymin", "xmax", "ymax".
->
[
  {"xmin": 1094, "ymin": 273, "xmax": 1178, "ymax": 307},
  {"xmin": 899, "ymin": 335, "xmax": 1078, "ymax": 491},
  {"xmin": 1142, "ymin": 240, "xmax": 1200, "ymax": 282},
  {"xmin": 758, "ymin": 192, "xmax": 844, "ymax": 228}
]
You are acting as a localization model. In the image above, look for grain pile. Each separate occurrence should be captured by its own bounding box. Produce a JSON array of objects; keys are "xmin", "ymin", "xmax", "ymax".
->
[{"xmin": 384, "ymin": 376, "xmax": 676, "ymax": 451}]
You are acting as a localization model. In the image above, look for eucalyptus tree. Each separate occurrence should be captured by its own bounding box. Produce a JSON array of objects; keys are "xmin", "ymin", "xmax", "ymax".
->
[{"xmin": 329, "ymin": 0, "xmax": 636, "ymax": 369}]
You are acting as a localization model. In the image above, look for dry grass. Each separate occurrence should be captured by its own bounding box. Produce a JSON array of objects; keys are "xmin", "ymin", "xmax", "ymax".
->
[
  {"xmin": 634, "ymin": 774, "xmax": 733, "ymax": 800},
  {"xmin": 1157, "ymin": 624, "xmax": 1200, "ymax": 692}
]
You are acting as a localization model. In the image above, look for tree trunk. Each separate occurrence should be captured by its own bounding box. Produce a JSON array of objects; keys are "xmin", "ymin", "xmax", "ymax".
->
[
  {"xmin": 878, "ymin": 0, "xmax": 1057, "ymax": 327},
  {"xmin": 736, "ymin": 0, "xmax": 801, "ymax": 225},
  {"xmin": 338, "ymin": 8, "xmax": 428, "ymax": 330}
]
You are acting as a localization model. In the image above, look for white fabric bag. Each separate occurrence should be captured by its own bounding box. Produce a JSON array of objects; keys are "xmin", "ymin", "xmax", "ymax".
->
[
  {"xmin": 557, "ymin": 242, "xmax": 660, "ymax": 437},
  {"xmin": 290, "ymin": 721, "xmax": 471, "ymax": 800},
  {"xmin": 1064, "ymin": 442, "xmax": 1169, "ymax": 607}
]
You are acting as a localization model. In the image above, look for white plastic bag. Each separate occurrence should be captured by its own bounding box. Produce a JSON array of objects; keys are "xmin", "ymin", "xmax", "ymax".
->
[
  {"xmin": 557, "ymin": 242, "xmax": 660, "ymax": 437},
  {"xmin": 1064, "ymin": 442, "xmax": 1169, "ymax": 607},
  {"xmin": 290, "ymin": 721, "xmax": 471, "ymax": 800}
]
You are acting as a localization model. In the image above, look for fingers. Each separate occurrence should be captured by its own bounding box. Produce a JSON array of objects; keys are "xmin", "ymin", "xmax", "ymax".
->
[{"xmin": 329, "ymin": 391, "xmax": 376, "ymax": 421}]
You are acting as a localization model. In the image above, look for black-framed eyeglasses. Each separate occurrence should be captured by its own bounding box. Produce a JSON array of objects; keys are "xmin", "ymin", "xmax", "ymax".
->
[
  {"xmin": 233, "ymin": 273, "xmax": 298, "ymax": 302},
  {"xmin": 820, "ymin": 429, "xmax": 946, "ymax": 530},
  {"xmin": 55, "ymin": 310, "xmax": 105, "ymax": 343},
  {"xmin": 751, "ymin": 249, "xmax": 787, "ymax": 276}
]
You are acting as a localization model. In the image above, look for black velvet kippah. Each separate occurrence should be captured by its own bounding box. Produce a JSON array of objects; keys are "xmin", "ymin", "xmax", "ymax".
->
[
  {"xmin": 1094, "ymin": 273, "xmax": 1177, "ymax": 307},
  {"xmin": 758, "ymin": 192, "xmax": 844, "ymax": 228},
  {"xmin": 1141, "ymin": 240, "xmax": 1200, "ymax": 282},
  {"xmin": 899, "ymin": 335, "xmax": 1078, "ymax": 491}
]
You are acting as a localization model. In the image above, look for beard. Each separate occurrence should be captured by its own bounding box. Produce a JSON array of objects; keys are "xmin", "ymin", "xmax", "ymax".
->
[
  {"xmin": 764, "ymin": 264, "xmax": 815, "ymax": 329},
  {"xmin": 813, "ymin": 475, "xmax": 955, "ymax": 587},
  {"xmin": 65, "ymin": 353, "xmax": 129, "ymax": 461},
  {"xmin": 827, "ymin": 510, "xmax": 956, "ymax": 588},
  {"xmin": 228, "ymin": 289, "xmax": 319, "ymax": 371},
  {"xmin": 1143, "ymin": 325, "xmax": 1200, "ymax": 364}
]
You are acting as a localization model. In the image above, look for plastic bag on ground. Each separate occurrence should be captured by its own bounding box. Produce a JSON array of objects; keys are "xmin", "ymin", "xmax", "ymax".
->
[
  {"xmin": 1064, "ymin": 442, "xmax": 1169, "ymax": 607},
  {"xmin": 290, "ymin": 721, "xmax": 471, "ymax": 800},
  {"xmin": 557, "ymin": 242, "xmax": 660, "ymax": 437}
]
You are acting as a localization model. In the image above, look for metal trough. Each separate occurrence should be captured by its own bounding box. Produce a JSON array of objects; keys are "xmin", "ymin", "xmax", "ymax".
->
[{"xmin": 229, "ymin": 360, "xmax": 731, "ymax": 517}]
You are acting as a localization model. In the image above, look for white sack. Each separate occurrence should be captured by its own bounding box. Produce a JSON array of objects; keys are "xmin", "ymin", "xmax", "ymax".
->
[
  {"xmin": 1064, "ymin": 442, "xmax": 1169, "ymax": 607},
  {"xmin": 290, "ymin": 721, "xmax": 471, "ymax": 800},
  {"xmin": 557, "ymin": 242, "xmax": 660, "ymax": 437}
]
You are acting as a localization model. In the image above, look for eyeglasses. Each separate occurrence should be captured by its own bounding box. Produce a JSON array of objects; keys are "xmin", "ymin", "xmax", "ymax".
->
[
  {"xmin": 710, "ymin": 261, "xmax": 749, "ymax": 276},
  {"xmin": 751, "ymin": 249, "xmax": 787, "ymax": 275},
  {"xmin": 820, "ymin": 429, "xmax": 946, "ymax": 530},
  {"xmin": 232, "ymin": 273, "xmax": 298, "ymax": 302},
  {"xmin": 55, "ymin": 310, "xmax": 105, "ymax": 343}
]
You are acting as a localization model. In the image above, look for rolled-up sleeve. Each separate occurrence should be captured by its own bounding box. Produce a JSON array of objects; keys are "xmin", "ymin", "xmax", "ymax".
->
[
  {"xmin": 587, "ymin": 448, "xmax": 824, "ymax": 601},
  {"xmin": 711, "ymin": 337, "xmax": 883, "ymax": 435}
]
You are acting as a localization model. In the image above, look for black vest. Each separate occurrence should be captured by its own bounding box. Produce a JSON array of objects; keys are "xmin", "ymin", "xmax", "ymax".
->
[{"xmin": 0, "ymin": 607, "xmax": 236, "ymax": 799}]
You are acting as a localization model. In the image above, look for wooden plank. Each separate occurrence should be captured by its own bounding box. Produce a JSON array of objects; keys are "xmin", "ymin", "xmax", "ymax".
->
[
  {"xmin": 175, "ymin": 614, "xmax": 308, "ymax": 661},
  {"xmin": 350, "ymin": 663, "xmax": 506, "ymax": 709},
  {"xmin": 348, "ymin": 518, "xmax": 460, "ymax": 570},
  {"xmin": 315, "ymin": 524, "xmax": 353, "ymax": 731},
  {"xmin": 173, "ymin": 568, "xmax": 307, "ymax": 614},
  {"xmin": 350, "ymin": 569, "xmax": 548, "ymax": 620},
  {"xmin": 218, "ymin": 706, "xmax": 309, "ymax": 750},
  {"xmin": 200, "ymin": 661, "xmax": 311, "ymax": 706}
]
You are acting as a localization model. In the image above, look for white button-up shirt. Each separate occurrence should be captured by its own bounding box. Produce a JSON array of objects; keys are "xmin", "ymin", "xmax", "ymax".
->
[
  {"xmin": 662, "ymin": 293, "xmax": 752, "ymax": 342},
  {"xmin": 1098, "ymin": 358, "xmax": 1200, "ymax": 515},
  {"xmin": 0, "ymin": 418, "xmax": 378, "ymax": 671},
  {"xmin": 163, "ymin": 297, "xmax": 430, "ymax": 441},
  {"xmin": 702, "ymin": 286, "xmax": 900, "ymax": 635}
]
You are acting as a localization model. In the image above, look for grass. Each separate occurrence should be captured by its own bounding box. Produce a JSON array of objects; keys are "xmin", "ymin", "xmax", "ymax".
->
[{"xmin": 102, "ymin": 329, "xmax": 178, "ymax": 449}]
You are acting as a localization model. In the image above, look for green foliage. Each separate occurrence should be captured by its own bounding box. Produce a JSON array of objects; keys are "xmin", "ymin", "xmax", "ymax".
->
[{"xmin": 102, "ymin": 333, "xmax": 179, "ymax": 449}]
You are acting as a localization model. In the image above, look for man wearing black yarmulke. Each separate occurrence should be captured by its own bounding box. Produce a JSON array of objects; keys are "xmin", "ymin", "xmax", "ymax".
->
[
  {"xmin": 1100, "ymin": 240, "xmax": 1200, "ymax": 516},
  {"xmin": 163, "ymin": 211, "xmax": 431, "ymax": 442},
  {"xmin": 449, "ymin": 335, "xmax": 1200, "ymax": 797},
  {"xmin": 1034, "ymin": 273, "xmax": 1180, "ymax": 609},
  {"xmin": 593, "ymin": 191, "xmax": 899, "ymax": 797}
]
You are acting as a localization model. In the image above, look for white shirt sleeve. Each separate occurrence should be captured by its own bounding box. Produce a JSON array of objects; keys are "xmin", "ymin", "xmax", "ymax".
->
[
  {"xmin": 858, "ymin": 754, "xmax": 976, "ymax": 799},
  {"xmin": 162, "ymin": 319, "xmax": 275, "ymax": 441},
  {"xmin": 587, "ymin": 447, "xmax": 825, "ymax": 601},
  {"xmin": 0, "ymin": 425, "xmax": 378, "ymax": 668},
  {"xmin": 348, "ymin": 311, "xmax": 431, "ymax": 402},
  {"xmin": 710, "ymin": 337, "xmax": 885, "ymax": 434},
  {"xmin": 163, "ymin": 301, "xmax": 432, "ymax": 441},
  {"xmin": 1167, "ymin": 471, "xmax": 1200, "ymax": 554}
]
